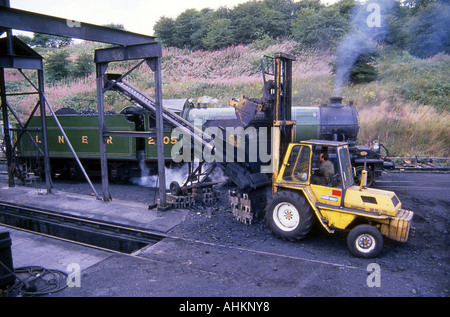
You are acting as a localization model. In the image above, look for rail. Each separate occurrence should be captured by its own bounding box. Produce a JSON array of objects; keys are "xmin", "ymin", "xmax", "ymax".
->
[
  {"xmin": 0, "ymin": 201, "xmax": 164, "ymax": 254},
  {"xmin": 386, "ymin": 156, "xmax": 450, "ymax": 171}
]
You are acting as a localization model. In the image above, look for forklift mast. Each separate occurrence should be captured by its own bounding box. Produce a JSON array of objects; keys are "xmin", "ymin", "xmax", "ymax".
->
[{"xmin": 261, "ymin": 53, "xmax": 297, "ymax": 181}]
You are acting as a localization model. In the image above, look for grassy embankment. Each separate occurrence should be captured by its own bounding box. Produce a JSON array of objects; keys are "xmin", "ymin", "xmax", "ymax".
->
[{"xmin": 4, "ymin": 39, "xmax": 449, "ymax": 157}]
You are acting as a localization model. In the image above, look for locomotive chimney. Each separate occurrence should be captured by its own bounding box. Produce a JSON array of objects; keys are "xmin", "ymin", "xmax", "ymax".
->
[{"xmin": 329, "ymin": 96, "xmax": 343, "ymax": 107}]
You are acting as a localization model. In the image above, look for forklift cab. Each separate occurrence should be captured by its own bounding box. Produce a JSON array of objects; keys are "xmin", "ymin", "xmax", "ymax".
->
[{"xmin": 276, "ymin": 140, "xmax": 354, "ymax": 207}]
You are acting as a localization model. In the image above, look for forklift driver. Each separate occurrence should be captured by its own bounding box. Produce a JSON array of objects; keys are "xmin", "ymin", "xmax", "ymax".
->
[{"xmin": 311, "ymin": 152, "xmax": 335, "ymax": 185}]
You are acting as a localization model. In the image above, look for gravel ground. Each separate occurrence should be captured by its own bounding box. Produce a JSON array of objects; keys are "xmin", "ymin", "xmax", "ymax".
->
[{"xmin": 2, "ymin": 167, "xmax": 449, "ymax": 297}]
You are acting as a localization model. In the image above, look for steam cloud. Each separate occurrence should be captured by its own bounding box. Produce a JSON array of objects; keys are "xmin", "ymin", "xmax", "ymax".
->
[
  {"xmin": 131, "ymin": 162, "xmax": 227, "ymax": 189},
  {"xmin": 334, "ymin": 0, "xmax": 450, "ymax": 96},
  {"xmin": 131, "ymin": 165, "xmax": 188, "ymax": 188}
]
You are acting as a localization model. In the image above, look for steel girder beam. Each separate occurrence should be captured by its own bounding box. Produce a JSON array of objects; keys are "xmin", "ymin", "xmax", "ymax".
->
[
  {"xmin": 0, "ymin": 6, "xmax": 155, "ymax": 46},
  {"xmin": 0, "ymin": 36, "xmax": 43, "ymax": 69},
  {"xmin": 94, "ymin": 43, "xmax": 161, "ymax": 63}
]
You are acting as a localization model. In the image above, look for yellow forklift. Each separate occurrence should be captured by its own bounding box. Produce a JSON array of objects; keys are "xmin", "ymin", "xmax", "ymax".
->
[
  {"xmin": 260, "ymin": 54, "xmax": 413, "ymax": 258},
  {"xmin": 266, "ymin": 139, "xmax": 414, "ymax": 258},
  {"xmin": 225, "ymin": 53, "xmax": 413, "ymax": 257}
]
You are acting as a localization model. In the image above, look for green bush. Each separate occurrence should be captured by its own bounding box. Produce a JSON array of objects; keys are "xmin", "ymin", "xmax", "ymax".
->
[
  {"xmin": 58, "ymin": 92, "xmax": 97, "ymax": 112},
  {"xmin": 331, "ymin": 51, "xmax": 379, "ymax": 85},
  {"xmin": 379, "ymin": 51, "xmax": 450, "ymax": 112}
]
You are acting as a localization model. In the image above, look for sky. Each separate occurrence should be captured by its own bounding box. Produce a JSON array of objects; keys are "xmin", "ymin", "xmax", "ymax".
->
[{"xmin": 9, "ymin": 0, "xmax": 251, "ymax": 36}]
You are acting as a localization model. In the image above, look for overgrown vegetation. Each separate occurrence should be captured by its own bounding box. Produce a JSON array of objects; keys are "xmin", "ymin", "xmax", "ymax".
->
[
  {"xmin": 4, "ymin": 0, "xmax": 449, "ymax": 157},
  {"xmin": 154, "ymin": 0, "xmax": 449, "ymax": 56}
]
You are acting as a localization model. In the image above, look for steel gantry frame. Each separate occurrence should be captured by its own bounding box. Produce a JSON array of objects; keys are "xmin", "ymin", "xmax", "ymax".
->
[
  {"xmin": 94, "ymin": 43, "xmax": 166, "ymax": 206},
  {"xmin": 0, "ymin": 35, "xmax": 51, "ymax": 191},
  {"xmin": 0, "ymin": 1, "xmax": 167, "ymax": 207}
]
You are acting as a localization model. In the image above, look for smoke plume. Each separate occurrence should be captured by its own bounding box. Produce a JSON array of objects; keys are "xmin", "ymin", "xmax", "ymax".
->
[{"xmin": 333, "ymin": 0, "xmax": 395, "ymax": 96}]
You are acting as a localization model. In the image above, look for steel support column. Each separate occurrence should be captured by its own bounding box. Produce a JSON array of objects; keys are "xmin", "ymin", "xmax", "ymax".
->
[
  {"xmin": 0, "ymin": 67, "xmax": 13, "ymax": 187},
  {"xmin": 96, "ymin": 62, "xmax": 111, "ymax": 202},
  {"xmin": 37, "ymin": 69, "xmax": 52, "ymax": 193},
  {"xmin": 146, "ymin": 57, "xmax": 167, "ymax": 209}
]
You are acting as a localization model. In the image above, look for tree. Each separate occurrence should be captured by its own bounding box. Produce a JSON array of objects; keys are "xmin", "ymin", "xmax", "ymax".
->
[
  {"xmin": 230, "ymin": 1, "xmax": 287, "ymax": 44},
  {"xmin": 152, "ymin": 0, "xmax": 361, "ymax": 51},
  {"xmin": 292, "ymin": 5, "xmax": 350, "ymax": 50},
  {"xmin": 262, "ymin": 8, "xmax": 289, "ymax": 38},
  {"xmin": 385, "ymin": 1, "xmax": 450, "ymax": 58},
  {"xmin": 73, "ymin": 53, "xmax": 94, "ymax": 78},
  {"xmin": 174, "ymin": 9, "xmax": 204, "ymax": 49},
  {"xmin": 405, "ymin": 2, "xmax": 450, "ymax": 57},
  {"xmin": 45, "ymin": 50, "xmax": 72, "ymax": 83},
  {"xmin": 15, "ymin": 34, "xmax": 34, "ymax": 46},
  {"xmin": 348, "ymin": 52, "xmax": 379, "ymax": 84},
  {"xmin": 262, "ymin": 0, "xmax": 299, "ymax": 36},
  {"xmin": 334, "ymin": 0, "xmax": 357, "ymax": 17},
  {"xmin": 190, "ymin": 9, "xmax": 217, "ymax": 51},
  {"xmin": 154, "ymin": 17, "xmax": 178, "ymax": 47},
  {"xmin": 32, "ymin": 33, "xmax": 72, "ymax": 48},
  {"xmin": 202, "ymin": 19, "xmax": 235, "ymax": 50},
  {"xmin": 102, "ymin": 23, "xmax": 126, "ymax": 30}
]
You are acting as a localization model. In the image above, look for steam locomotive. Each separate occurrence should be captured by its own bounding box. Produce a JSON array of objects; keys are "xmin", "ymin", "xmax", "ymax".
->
[{"xmin": 13, "ymin": 96, "xmax": 387, "ymax": 185}]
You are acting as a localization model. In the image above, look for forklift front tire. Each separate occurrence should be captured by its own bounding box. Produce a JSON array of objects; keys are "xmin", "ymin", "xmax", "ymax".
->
[
  {"xmin": 265, "ymin": 191, "xmax": 314, "ymax": 241},
  {"xmin": 347, "ymin": 225, "xmax": 384, "ymax": 258}
]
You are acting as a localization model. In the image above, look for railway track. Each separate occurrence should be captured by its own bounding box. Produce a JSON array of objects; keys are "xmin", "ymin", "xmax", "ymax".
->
[
  {"xmin": 0, "ymin": 201, "xmax": 164, "ymax": 254},
  {"xmin": 375, "ymin": 181, "xmax": 450, "ymax": 191},
  {"xmin": 388, "ymin": 156, "xmax": 449, "ymax": 172},
  {"xmin": 374, "ymin": 171, "xmax": 450, "ymax": 194},
  {"xmin": 0, "ymin": 200, "xmax": 358, "ymax": 270}
]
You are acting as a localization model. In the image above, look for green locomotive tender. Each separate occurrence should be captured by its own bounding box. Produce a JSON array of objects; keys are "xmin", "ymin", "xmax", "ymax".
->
[{"xmin": 14, "ymin": 100, "xmax": 188, "ymax": 182}]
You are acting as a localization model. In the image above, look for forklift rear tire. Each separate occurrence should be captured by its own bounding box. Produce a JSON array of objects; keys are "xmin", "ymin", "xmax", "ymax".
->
[
  {"xmin": 265, "ymin": 191, "xmax": 314, "ymax": 241},
  {"xmin": 347, "ymin": 225, "xmax": 383, "ymax": 258}
]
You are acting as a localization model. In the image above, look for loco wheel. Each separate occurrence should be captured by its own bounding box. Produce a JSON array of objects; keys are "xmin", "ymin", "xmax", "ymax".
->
[
  {"xmin": 265, "ymin": 190, "xmax": 314, "ymax": 241},
  {"xmin": 169, "ymin": 181, "xmax": 181, "ymax": 196},
  {"xmin": 347, "ymin": 225, "xmax": 384, "ymax": 258}
]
